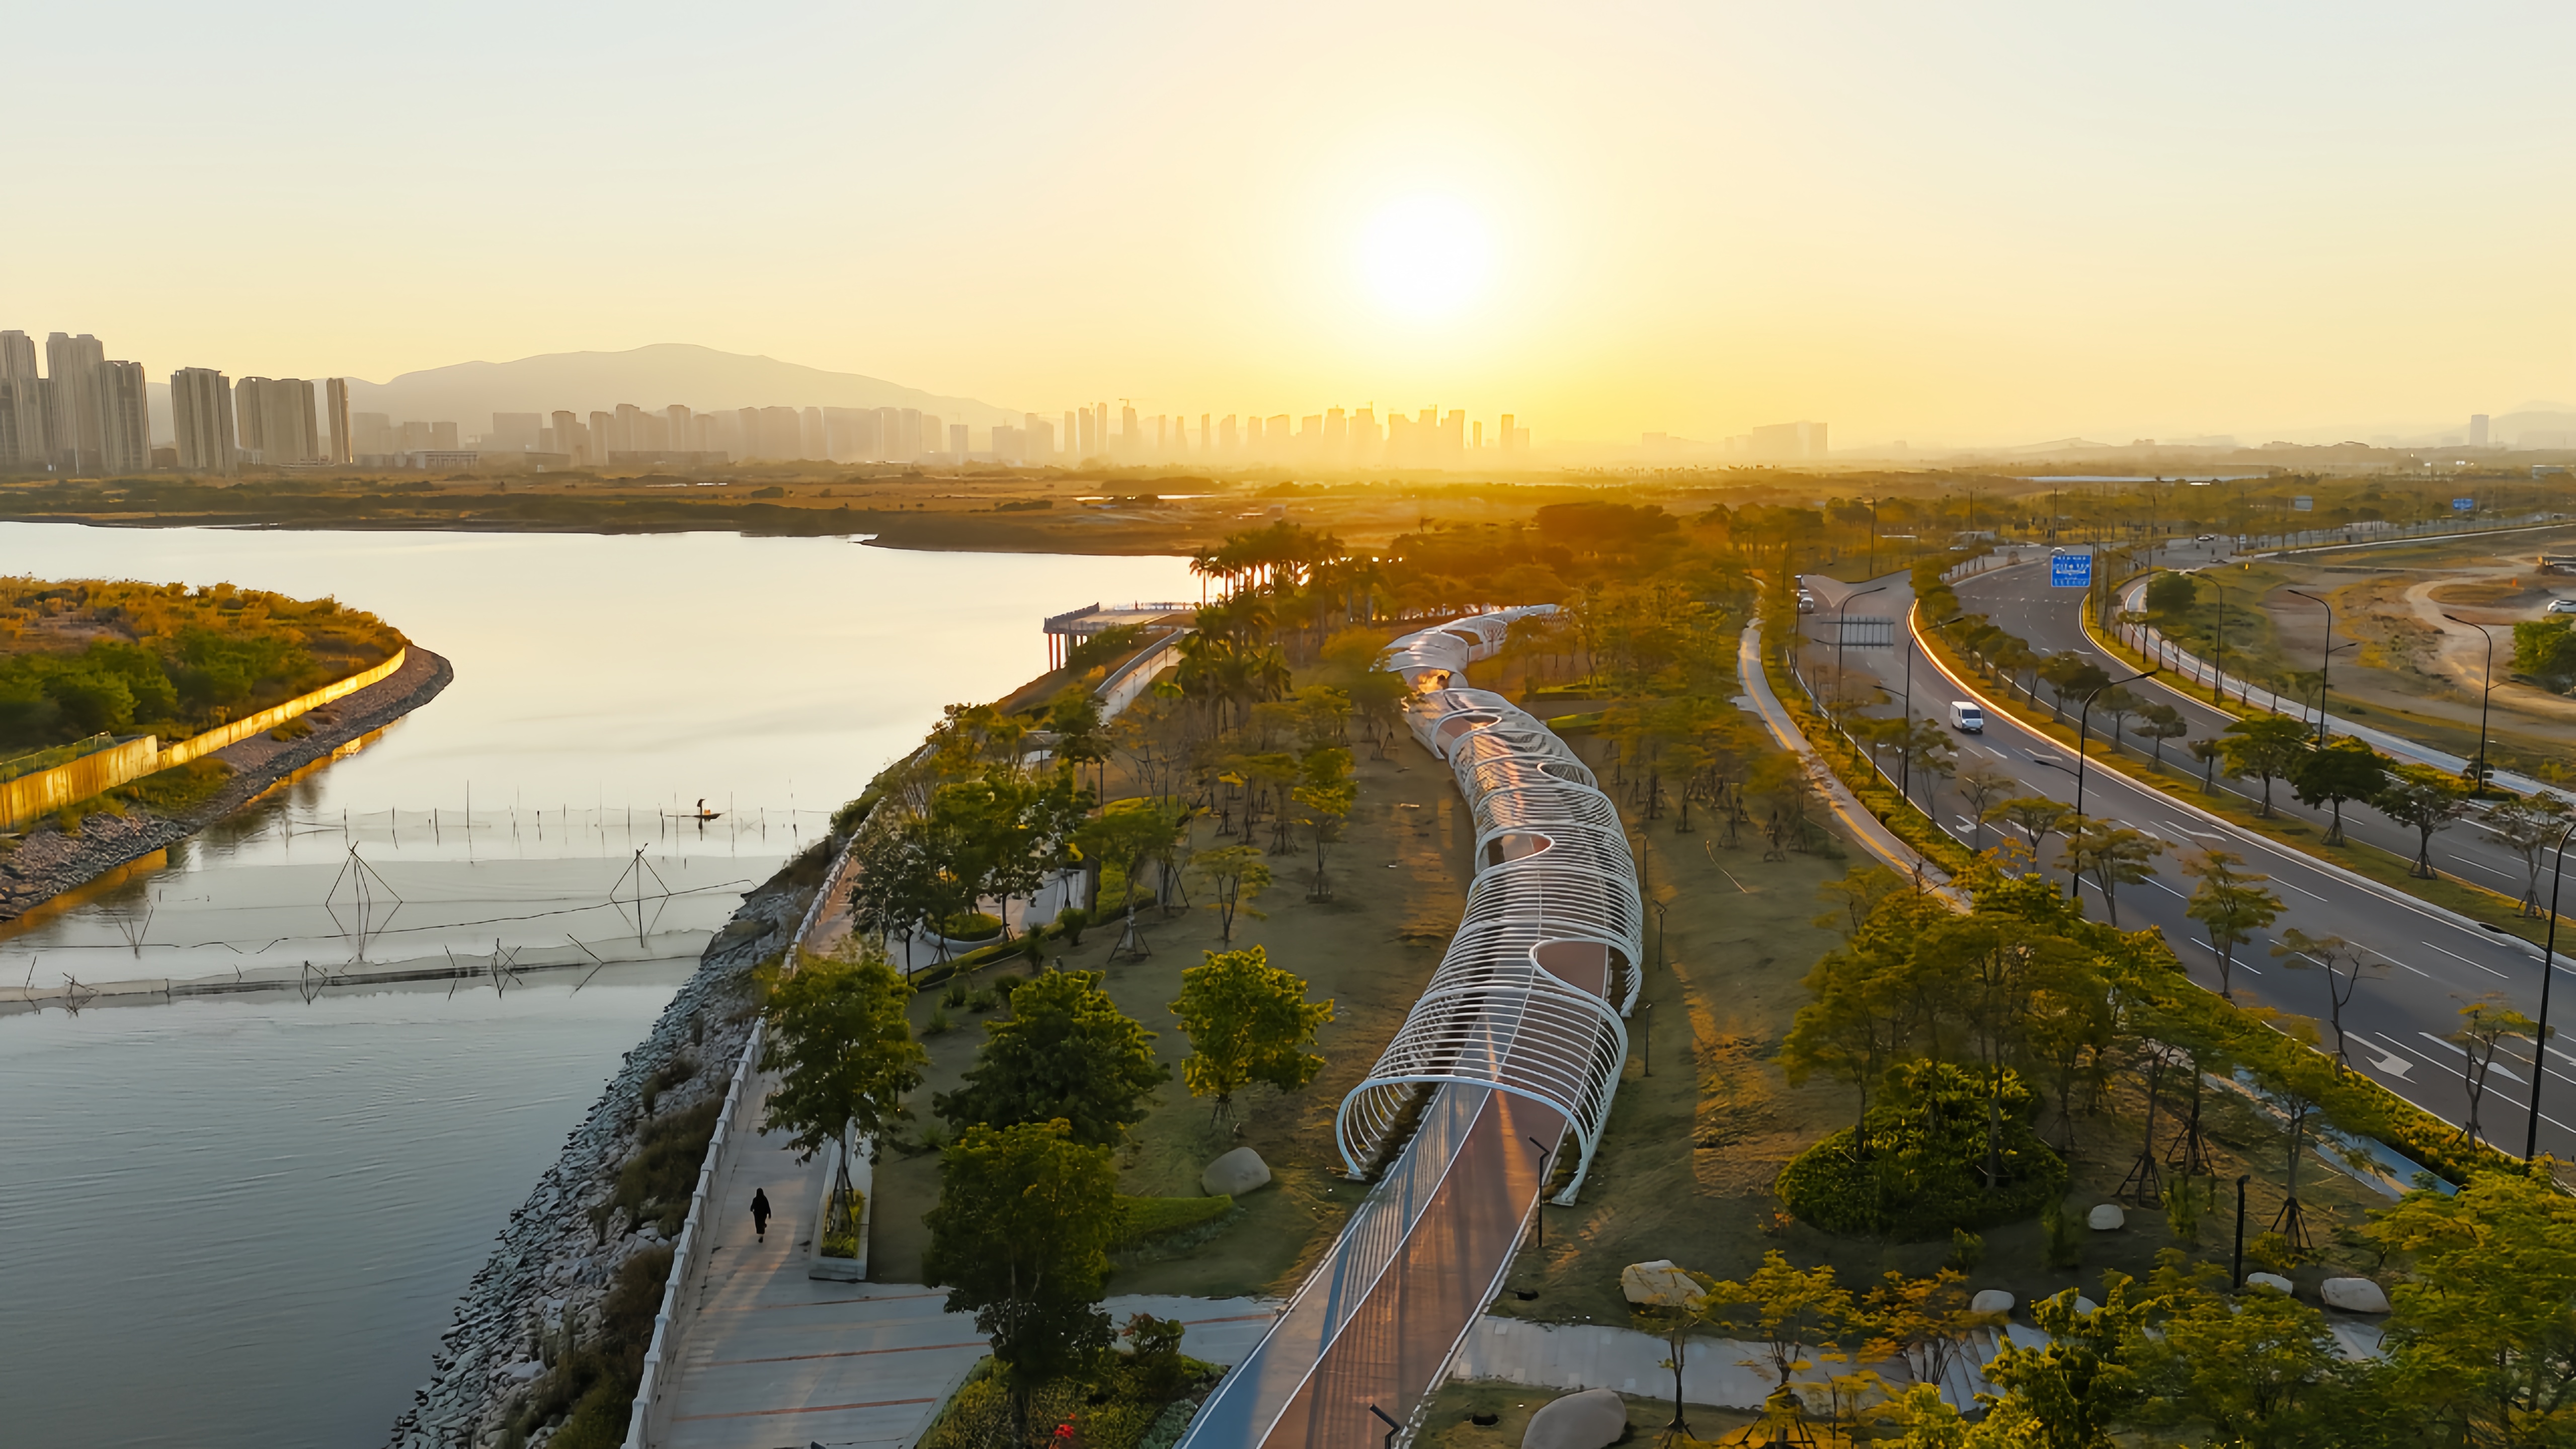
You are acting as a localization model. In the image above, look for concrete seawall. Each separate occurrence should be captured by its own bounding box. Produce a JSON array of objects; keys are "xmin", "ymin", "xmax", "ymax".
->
[{"xmin": 0, "ymin": 648, "xmax": 452, "ymax": 919}]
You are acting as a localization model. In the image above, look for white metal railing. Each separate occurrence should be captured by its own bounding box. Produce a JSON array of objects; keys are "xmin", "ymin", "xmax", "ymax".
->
[
  {"xmin": 625, "ymin": 840, "xmax": 858, "ymax": 1448},
  {"xmin": 1335, "ymin": 614, "xmax": 1638, "ymax": 1204}
]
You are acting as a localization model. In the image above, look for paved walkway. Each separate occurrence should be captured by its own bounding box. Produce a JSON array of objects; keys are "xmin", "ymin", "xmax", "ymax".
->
[
  {"xmin": 1735, "ymin": 617, "xmax": 1963, "ymax": 902},
  {"xmin": 657, "ymin": 1086, "xmax": 1278, "ymax": 1449}
]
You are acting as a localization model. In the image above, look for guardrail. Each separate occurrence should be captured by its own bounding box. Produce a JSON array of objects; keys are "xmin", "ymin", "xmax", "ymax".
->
[{"xmin": 624, "ymin": 838, "xmax": 858, "ymax": 1449}]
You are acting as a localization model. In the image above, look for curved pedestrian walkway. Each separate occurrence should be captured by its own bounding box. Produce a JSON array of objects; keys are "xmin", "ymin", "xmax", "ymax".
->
[{"xmin": 1179, "ymin": 606, "xmax": 1637, "ymax": 1449}]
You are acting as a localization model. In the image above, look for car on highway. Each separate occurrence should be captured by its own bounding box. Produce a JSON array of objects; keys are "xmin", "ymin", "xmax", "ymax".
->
[
  {"xmin": 1797, "ymin": 590, "xmax": 1817, "ymax": 613},
  {"xmin": 2194, "ymin": 533, "xmax": 2216, "ymax": 541},
  {"xmin": 1949, "ymin": 701, "xmax": 1985, "ymax": 733},
  {"xmin": 2547, "ymin": 598, "xmax": 2576, "ymax": 616}
]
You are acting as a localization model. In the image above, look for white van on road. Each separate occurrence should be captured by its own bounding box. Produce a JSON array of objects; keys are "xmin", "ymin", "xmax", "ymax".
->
[{"xmin": 1948, "ymin": 701, "xmax": 1985, "ymax": 733}]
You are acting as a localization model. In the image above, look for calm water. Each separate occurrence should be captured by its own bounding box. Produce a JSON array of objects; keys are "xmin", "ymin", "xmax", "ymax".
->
[{"xmin": 0, "ymin": 524, "xmax": 1195, "ymax": 1447}]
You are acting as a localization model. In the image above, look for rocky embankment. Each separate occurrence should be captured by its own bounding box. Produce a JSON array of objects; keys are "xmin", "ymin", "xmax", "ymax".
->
[
  {"xmin": 0, "ymin": 647, "xmax": 454, "ymax": 917},
  {"xmin": 384, "ymin": 865, "xmax": 810, "ymax": 1449}
]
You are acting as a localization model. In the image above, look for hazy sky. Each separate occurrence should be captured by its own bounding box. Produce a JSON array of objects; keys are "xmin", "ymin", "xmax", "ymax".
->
[{"xmin": 15, "ymin": 1, "xmax": 2575, "ymax": 446}]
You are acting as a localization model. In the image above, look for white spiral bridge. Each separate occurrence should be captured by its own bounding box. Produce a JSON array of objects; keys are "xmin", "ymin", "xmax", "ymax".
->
[{"xmin": 1334, "ymin": 606, "xmax": 1642, "ymax": 1204}]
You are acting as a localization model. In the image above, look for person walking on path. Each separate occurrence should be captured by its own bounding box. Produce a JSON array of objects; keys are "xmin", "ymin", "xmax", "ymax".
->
[{"xmin": 750, "ymin": 1187, "xmax": 772, "ymax": 1243}]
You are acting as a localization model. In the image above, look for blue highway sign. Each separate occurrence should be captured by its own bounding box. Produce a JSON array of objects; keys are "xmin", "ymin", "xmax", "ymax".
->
[{"xmin": 2050, "ymin": 552, "xmax": 2093, "ymax": 588}]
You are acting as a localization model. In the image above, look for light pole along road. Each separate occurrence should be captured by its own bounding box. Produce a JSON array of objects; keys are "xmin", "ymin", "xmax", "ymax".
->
[{"xmin": 1799, "ymin": 562, "xmax": 2576, "ymax": 1170}]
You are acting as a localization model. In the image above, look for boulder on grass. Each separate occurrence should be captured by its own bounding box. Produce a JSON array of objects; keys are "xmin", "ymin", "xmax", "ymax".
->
[
  {"xmin": 1970, "ymin": 1289, "xmax": 2015, "ymax": 1315},
  {"xmin": 1523, "ymin": 1388, "xmax": 1628, "ymax": 1449},
  {"xmin": 2244, "ymin": 1272, "xmax": 2295, "ymax": 1295},
  {"xmin": 2321, "ymin": 1277, "xmax": 2390, "ymax": 1314},
  {"xmin": 1199, "ymin": 1147, "xmax": 1271, "ymax": 1198},
  {"xmin": 1621, "ymin": 1259, "xmax": 1699, "ymax": 1307},
  {"xmin": 2087, "ymin": 1203, "xmax": 2125, "ymax": 1231},
  {"xmin": 2073, "ymin": 1296, "xmax": 2100, "ymax": 1315}
]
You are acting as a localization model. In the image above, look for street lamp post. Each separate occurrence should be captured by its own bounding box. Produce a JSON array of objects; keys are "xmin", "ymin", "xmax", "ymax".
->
[
  {"xmin": 1831, "ymin": 583, "xmax": 1888, "ymax": 728},
  {"xmin": 2525, "ymin": 820, "xmax": 2576, "ymax": 1169},
  {"xmin": 2444, "ymin": 613, "xmax": 2500, "ymax": 797},
  {"xmin": 2074, "ymin": 665, "xmax": 2161, "ymax": 818},
  {"xmin": 2207, "ymin": 575, "xmax": 2232, "ymax": 706},
  {"xmin": 2286, "ymin": 588, "xmax": 2344, "ymax": 744}
]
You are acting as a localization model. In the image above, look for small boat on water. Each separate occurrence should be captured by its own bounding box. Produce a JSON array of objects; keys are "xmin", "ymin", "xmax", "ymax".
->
[{"xmin": 684, "ymin": 797, "xmax": 722, "ymax": 822}]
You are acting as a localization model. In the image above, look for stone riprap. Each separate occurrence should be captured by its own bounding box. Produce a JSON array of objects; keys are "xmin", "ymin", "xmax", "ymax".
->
[{"xmin": 382, "ymin": 865, "xmax": 808, "ymax": 1449}]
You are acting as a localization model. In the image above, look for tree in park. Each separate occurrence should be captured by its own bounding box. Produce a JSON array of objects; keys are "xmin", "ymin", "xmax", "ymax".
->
[
  {"xmin": 932, "ymin": 970, "xmax": 1168, "ymax": 1147},
  {"xmin": 2487, "ymin": 792, "xmax": 2576, "ymax": 917},
  {"xmin": 1967, "ymin": 1282, "xmax": 2159, "ymax": 1449},
  {"xmin": 2291, "ymin": 737, "xmax": 2387, "ymax": 846},
  {"xmin": 759, "ymin": 943, "xmax": 929, "ymax": 1158},
  {"xmin": 2367, "ymin": 1171, "xmax": 2576, "ymax": 1445},
  {"xmin": 2182, "ymin": 849, "xmax": 2282, "ymax": 999},
  {"xmin": 1190, "ymin": 844, "xmax": 1271, "ymax": 944},
  {"xmin": 2142, "ymin": 1259, "xmax": 2349, "ymax": 1449},
  {"xmin": 1167, "ymin": 945, "xmax": 1334, "ymax": 1124},
  {"xmin": 1044, "ymin": 688, "xmax": 1110, "ymax": 799},
  {"xmin": 922, "ymin": 1120, "xmax": 1122, "ymax": 1446},
  {"xmin": 2376, "ymin": 762, "xmax": 2469, "ymax": 879},
  {"xmin": 2217, "ymin": 715, "xmax": 2313, "ymax": 818},
  {"xmin": 1704, "ymin": 1252, "xmax": 1854, "ymax": 1443},
  {"xmin": 2144, "ymin": 568, "xmax": 2200, "ymax": 615},
  {"xmin": 2057, "ymin": 817, "xmax": 2165, "ymax": 926},
  {"xmin": 2267, "ymin": 929, "xmax": 2384, "ymax": 1069},
  {"xmin": 1074, "ymin": 799, "xmax": 1188, "ymax": 917},
  {"xmin": 759, "ymin": 944, "xmax": 928, "ymax": 1259},
  {"xmin": 1783, "ymin": 888, "xmax": 1947, "ymax": 1135},
  {"xmin": 2448, "ymin": 994, "xmax": 2541, "ymax": 1148},
  {"xmin": 2136, "ymin": 701, "xmax": 2190, "ymax": 765},
  {"xmin": 1953, "ymin": 759, "xmax": 2016, "ymax": 851},
  {"xmin": 1290, "ymin": 746, "xmax": 1355, "ymax": 900}
]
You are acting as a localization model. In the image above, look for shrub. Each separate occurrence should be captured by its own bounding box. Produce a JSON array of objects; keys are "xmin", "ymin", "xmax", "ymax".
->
[
  {"xmin": 610, "ymin": 1098, "xmax": 720, "ymax": 1236},
  {"xmin": 941, "ymin": 911, "xmax": 1004, "ymax": 942},
  {"xmin": 1113, "ymin": 1194, "xmax": 1233, "ymax": 1247},
  {"xmin": 639, "ymin": 1055, "xmax": 695, "ymax": 1115},
  {"xmin": 1775, "ymin": 1062, "xmax": 2067, "ymax": 1240}
]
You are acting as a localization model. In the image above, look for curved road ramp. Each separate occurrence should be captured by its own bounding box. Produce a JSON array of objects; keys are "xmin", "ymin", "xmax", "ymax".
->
[{"xmin": 1179, "ymin": 607, "xmax": 1642, "ymax": 1449}]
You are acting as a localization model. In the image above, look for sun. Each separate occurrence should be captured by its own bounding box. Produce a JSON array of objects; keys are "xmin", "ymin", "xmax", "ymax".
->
[{"xmin": 1359, "ymin": 196, "xmax": 1494, "ymax": 319}]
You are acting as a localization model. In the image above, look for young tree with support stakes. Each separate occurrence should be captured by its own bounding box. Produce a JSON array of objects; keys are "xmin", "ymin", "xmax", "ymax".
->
[
  {"xmin": 2218, "ymin": 715, "xmax": 2313, "ymax": 818},
  {"xmin": 2268, "ymin": 929, "xmax": 2384, "ymax": 1068},
  {"xmin": 1290, "ymin": 746, "xmax": 1354, "ymax": 900},
  {"xmin": 2137, "ymin": 702, "xmax": 2190, "ymax": 765},
  {"xmin": 1167, "ymin": 945, "xmax": 1334, "ymax": 1125},
  {"xmin": 2183, "ymin": 849, "xmax": 2283, "ymax": 1000},
  {"xmin": 2378, "ymin": 763, "xmax": 2470, "ymax": 880},
  {"xmin": 2291, "ymin": 738, "xmax": 2387, "ymax": 846},
  {"xmin": 2189, "ymin": 736, "xmax": 2224, "ymax": 795},
  {"xmin": 1190, "ymin": 844, "xmax": 1271, "ymax": 943},
  {"xmin": 2449, "ymin": 994, "xmax": 2542, "ymax": 1149},
  {"xmin": 922, "ymin": 1120, "xmax": 1122, "ymax": 1448},
  {"xmin": 2485, "ymin": 792, "xmax": 2575, "ymax": 917},
  {"xmin": 1953, "ymin": 760, "xmax": 2015, "ymax": 851},
  {"xmin": 1998, "ymin": 795, "xmax": 2074, "ymax": 888},
  {"xmin": 1705, "ymin": 1252, "xmax": 1855, "ymax": 1446}
]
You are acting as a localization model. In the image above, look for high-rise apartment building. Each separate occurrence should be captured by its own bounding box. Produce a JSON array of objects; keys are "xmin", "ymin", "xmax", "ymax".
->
[
  {"xmin": 0, "ymin": 331, "xmax": 44, "ymax": 471},
  {"xmin": 325, "ymin": 378, "xmax": 353, "ymax": 464},
  {"xmin": 799, "ymin": 407, "xmax": 825, "ymax": 461},
  {"xmin": 949, "ymin": 422, "xmax": 969, "ymax": 460},
  {"xmin": 490, "ymin": 413, "xmax": 542, "ymax": 451},
  {"xmin": 2471, "ymin": 414, "xmax": 2491, "ymax": 448},
  {"xmin": 550, "ymin": 410, "xmax": 585, "ymax": 462},
  {"xmin": 45, "ymin": 333, "xmax": 107, "ymax": 473},
  {"xmin": 170, "ymin": 368, "xmax": 237, "ymax": 474},
  {"xmin": 1023, "ymin": 412, "xmax": 1051, "ymax": 464},
  {"xmin": 235, "ymin": 377, "xmax": 318, "ymax": 466},
  {"xmin": 96, "ymin": 361, "xmax": 149, "ymax": 473}
]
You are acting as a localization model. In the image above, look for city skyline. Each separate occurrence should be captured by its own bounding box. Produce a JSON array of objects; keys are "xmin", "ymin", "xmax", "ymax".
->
[{"xmin": 14, "ymin": 5, "xmax": 2576, "ymax": 448}]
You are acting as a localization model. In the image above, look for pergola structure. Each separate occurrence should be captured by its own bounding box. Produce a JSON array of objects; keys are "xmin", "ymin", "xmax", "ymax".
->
[{"xmin": 1336, "ymin": 607, "xmax": 1643, "ymax": 1204}]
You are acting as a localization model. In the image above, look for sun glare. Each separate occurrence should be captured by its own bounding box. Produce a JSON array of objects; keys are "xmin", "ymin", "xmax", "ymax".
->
[{"xmin": 1359, "ymin": 196, "xmax": 1494, "ymax": 319}]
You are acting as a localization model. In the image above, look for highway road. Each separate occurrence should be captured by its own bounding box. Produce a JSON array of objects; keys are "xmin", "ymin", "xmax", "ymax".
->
[{"xmin": 1800, "ymin": 562, "xmax": 2576, "ymax": 1168}]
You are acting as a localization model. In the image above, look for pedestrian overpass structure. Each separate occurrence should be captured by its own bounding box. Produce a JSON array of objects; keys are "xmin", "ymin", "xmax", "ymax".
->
[{"xmin": 1177, "ymin": 605, "xmax": 1642, "ymax": 1449}]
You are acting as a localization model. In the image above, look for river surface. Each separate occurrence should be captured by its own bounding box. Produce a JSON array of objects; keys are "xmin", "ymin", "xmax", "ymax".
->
[{"xmin": 0, "ymin": 523, "xmax": 1194, "ymax": 1448}]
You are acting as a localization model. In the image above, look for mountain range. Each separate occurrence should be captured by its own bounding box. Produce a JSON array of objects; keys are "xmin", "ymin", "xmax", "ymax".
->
[{"xmin": 337, "ymin": 343, "xmax": 1026, "ymax": 433}]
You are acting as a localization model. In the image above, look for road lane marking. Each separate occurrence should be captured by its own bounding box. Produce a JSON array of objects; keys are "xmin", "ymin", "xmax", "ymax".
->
[
  {"xmin": 2416, "ymin": 1031, "xmax": 2529, "ymax": 1084},
  {"xmin": 2422, "ymin": 940, "xmax": 2510, "ymax": 978},
  {"xmin": 2359, "ymin": 1035, "xmax": 2416, "ymax": 1078}
]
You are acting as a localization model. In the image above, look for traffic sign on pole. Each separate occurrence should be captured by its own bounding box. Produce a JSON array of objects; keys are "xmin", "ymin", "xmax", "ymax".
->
[{"xmin": 2050, "ymin": 552, "xmax": 2093, "ymax": 588}]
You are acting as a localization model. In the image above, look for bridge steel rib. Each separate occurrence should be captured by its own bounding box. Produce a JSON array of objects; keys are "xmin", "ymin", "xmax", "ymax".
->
[{"xmin": 1176, "ymin": 605, "xmax": 1641, "ymax": 1449}]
